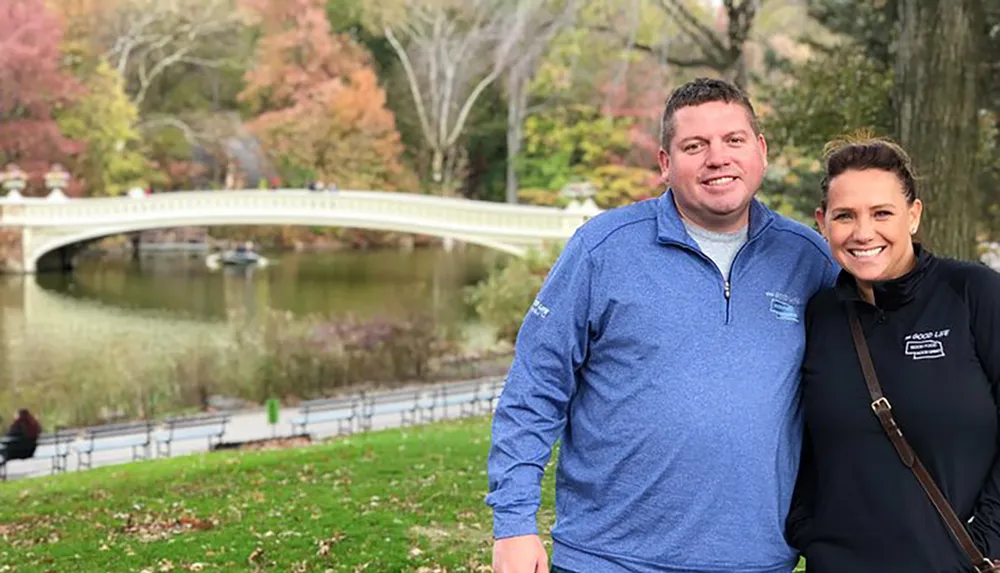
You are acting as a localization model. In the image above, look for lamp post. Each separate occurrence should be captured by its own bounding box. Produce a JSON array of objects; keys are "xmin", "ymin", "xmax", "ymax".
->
[
  {"xmin": 1, "ymin": 163, "xmax": 27, "ymax": 200},
  {"xmin": 44, "ymin": 163, "xmax": 70, "ymax": 200}
]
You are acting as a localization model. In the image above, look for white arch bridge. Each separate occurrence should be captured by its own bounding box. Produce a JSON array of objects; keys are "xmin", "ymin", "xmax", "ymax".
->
[{"xmin": 0, "ymin": 190, "xmax": 601, "ymax": 273}]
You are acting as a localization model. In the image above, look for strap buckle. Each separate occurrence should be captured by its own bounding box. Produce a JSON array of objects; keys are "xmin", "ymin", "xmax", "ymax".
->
[
  {"xmin": 975, "ymin": 558, "xmax": 997, "ymax": 573},
  {"xmin": 871, "ymin": 396, "xmax": 892, "ymax": 413}
]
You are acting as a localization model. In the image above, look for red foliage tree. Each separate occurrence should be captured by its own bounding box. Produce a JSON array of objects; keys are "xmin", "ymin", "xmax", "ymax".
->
[
  {"xmin": 598, "ymin": 60, "xmax": 669, "ymax": 170},
  {"xmin": 0, "ymin": 0, "xmax": 84, "ymax": 192},
  {"xmin": 239, "ymin": 0, "xmax": 415, "ymax": 190}
]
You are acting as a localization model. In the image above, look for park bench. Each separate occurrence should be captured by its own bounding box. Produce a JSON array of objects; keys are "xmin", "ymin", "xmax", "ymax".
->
[
  {"xmin": 0, "ymin": 429, "xmax": 76, "ymax": 480},
  {"xmin": 487, "ymin": 377, "xmax": 506, "ymax": 410},
  {"xmin": 289, "ymin": 395, "xmax": 361, "ymax": 436},
  {"xmin": 155, "ymin": 413, "xmax": 229, "ymax": 457},
  {"xmin": 437, "ymin": 378, "xmax": 503, "ymax": 418},
  {"xmin": 358, "ymin": 387, "xmax": 437, "ymax": 431},
  {"xmin": 74, "ymin": 420, "xmax": 154, "ymax": 470}
]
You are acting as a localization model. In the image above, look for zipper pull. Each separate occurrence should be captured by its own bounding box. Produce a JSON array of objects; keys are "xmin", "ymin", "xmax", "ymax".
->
[{"xmin": 724, "ymin": 281, "xmax": 731, "ymax": 299}]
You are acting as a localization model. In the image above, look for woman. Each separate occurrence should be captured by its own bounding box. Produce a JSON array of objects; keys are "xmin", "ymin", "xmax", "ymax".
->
[
  {"xmin": 786, "ymin": 136, "xmax": 1000, "ymax": 572},
  {"xmin": 0, "ymin": 409, "xmax": 42, "ymax": 463}
]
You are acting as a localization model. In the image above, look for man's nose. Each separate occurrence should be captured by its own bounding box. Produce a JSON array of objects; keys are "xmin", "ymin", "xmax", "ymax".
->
[{"xmin": 705, "ymin": 142, "xmax": 732, "ymax": 167}]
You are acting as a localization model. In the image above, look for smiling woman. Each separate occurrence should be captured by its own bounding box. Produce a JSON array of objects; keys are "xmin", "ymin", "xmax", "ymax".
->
[
  {"xmin": 814, "ymin": 138, "xmax": 923, "ymax": 304},
  {"xmin": 787, "ymin": 135, "xmax": 1000, "ymax": 573}
]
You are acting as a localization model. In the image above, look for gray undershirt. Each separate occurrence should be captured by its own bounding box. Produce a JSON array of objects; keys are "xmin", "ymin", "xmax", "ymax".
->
[{"xmin": 683, "ymin": 220, "xmax": 748, "ymax": 280}]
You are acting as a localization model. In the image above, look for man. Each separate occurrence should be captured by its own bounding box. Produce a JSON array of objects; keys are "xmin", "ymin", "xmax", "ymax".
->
[{"xmin": 486, "ymin": 77, "xmax": 838, "ymax": 573}]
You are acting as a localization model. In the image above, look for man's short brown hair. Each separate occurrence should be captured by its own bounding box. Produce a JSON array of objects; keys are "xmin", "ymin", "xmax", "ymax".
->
[{"xmin": 660, "ymin": 77, "xmax": 760, "ymax": 150}]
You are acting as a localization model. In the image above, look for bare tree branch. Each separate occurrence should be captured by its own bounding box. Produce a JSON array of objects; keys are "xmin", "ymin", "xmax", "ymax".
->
[
  {"xmin": 657, "ymin": 0, "xmax": 728, "ymax": 57},
  {"xmin": 384, "ymin": 26, "xmax": 436, "ymax": 150},
  {"xmin": 593, "ymin": 0, "xmax": 763, "ymax": 88},
  {"xmin": 499, "ymin": 1, "xmax": 578, "ymax": 201},
  {"xmin": 589, "ymin": 25, "xmax": 723, "ymax": 68},
  {"xmin": 384, "ymin": 0, "xmax": 569, "ymax": 191},
  {"xmin": 100, "ymin": 0, "xmax": 248, "ymax": 106},
  {"xmin": 605, "ymin": 0, "xmax": 641, "ymax": 109},
  {"xmin": 137, "ymin": 115, "xmax": 203, "ymax": 144}
]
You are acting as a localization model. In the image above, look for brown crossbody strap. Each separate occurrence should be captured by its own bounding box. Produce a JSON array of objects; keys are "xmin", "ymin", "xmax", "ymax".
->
[{"xmin": 846, "ymin": 303, "xmax": 997, "ymax": 573}]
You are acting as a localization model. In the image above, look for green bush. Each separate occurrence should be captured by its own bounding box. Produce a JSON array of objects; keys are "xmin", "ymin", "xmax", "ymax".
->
[
  {"xmin": 466, "ymin": 243, "xmax": 563, "ymax": 344},
  {"xmin": 0, "ymin": 310, "xmax": 459, "ymax": 427}
]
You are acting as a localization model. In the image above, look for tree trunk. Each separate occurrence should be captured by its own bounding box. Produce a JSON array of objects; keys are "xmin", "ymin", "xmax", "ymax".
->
[
  {"xmin": 505, "ymin": 71, "xmax": 529, "ymax": 204},
  {"xmin": 896, "ymin": 0, "xmax": 984, "ymax": 260},
  {"xmin": 729, "ymin": 51, "xmax": 748, "ymax": 90}
]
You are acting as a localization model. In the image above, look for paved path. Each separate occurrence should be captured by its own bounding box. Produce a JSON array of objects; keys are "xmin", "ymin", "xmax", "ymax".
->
[{"xmin": 2, "ymin": 377, "xmax": 503, "ymax": 482}]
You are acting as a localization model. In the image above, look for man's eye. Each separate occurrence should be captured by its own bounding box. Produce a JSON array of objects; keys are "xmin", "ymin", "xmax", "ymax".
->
[
  {"xmin": 730, "ymin": 137, "xmax": 746, "ymax": 144},
  {"xmin": 684, "ymin": 143, "xmax": 703, "ymax": 152}
]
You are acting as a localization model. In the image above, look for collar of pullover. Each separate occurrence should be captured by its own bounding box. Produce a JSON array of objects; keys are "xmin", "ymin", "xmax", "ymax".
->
[
  {"xmin": 834, "ymin": 243, "xmax": 935, "ymax": 311},
  {"xmin": 655, "ymin": 189, "xmax": 775, "ymax": 248}
]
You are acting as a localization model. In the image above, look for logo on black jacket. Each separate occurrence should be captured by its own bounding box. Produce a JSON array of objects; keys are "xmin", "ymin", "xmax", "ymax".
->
[{"xmin": 903, "ymin": 329, "xmax": 950, "ymax": 360}]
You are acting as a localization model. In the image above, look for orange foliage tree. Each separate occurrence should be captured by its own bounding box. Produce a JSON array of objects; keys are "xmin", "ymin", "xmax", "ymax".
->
[{"xmin": 239, "ymin": 0, "xmax": 415, "ymax": 191}]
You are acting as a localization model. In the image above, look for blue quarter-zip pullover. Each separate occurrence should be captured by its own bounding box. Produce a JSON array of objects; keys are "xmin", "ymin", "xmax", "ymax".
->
[{"xmin": 487, "ymin": 191, "xmax": 837, "ymax": 572}]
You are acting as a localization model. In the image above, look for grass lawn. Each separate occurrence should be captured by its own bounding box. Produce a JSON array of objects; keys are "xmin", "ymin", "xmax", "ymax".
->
[
  {"xmin": 0, "ymin": 416, "xmax": 553, "ymax": 572},
  {"xmin": 0, "ymin": 416, "xmax": 805, "ymax": 572}
]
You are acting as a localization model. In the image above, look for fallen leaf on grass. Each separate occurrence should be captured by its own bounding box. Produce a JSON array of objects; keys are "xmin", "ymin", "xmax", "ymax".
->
[
  {"xmin": 248, "ymin": 546, "xmax": 264, "ymax": 563},
  {"xmin": 178, "ymin": 516, "xmax": 213, "ymax": 531},
  {"xmin": 317, "ymin": 532, "xmax": 346, "ymax": 556},
  {"xmin": 119, "ymin": 513, "xmax": 216, "ymax": 543}
]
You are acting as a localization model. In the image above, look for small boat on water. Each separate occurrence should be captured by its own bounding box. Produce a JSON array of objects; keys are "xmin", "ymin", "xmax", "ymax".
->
[
  {"xmin": 220, "ymin": 249, "xmax": 261, "ymax": 266},
  {"xmin": 206, "ymin": 242, "xmax": 269, "ymax": 269}
]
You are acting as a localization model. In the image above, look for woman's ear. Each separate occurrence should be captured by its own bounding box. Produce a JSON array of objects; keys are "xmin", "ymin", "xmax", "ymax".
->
[{"xmin": 908, "ymin": 199, "xmax": 923, "ymax": 235}]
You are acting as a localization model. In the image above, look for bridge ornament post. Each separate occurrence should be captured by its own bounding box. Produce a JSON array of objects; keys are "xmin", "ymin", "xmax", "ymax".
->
[
  {"xmin": 1, "ymin": 163, "xmax": 27, "ymax": 200},
  {"xmin": 44, "ymin": 163, "xmax": 71, "ymax": 201},
  {"xmin": 0, "ymin": 164, "xmax": 28, "ymax": 272},
  {"xmin": 561, "ymin": 181, "xmax": 601, "ymax": 216}
]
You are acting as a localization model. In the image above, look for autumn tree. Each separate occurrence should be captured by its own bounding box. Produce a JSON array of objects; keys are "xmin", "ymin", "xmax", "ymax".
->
[
  {"xmin": 515, "ymin": 102, "xmax": 660, "ymax": 208},
  {"xmin": 0, "ymin": 0, "xmax": 83, "ymax": 186},
  {"xmin": 240, "ymin": 0, "xmax": 414, "ymax": 190},
  {"xmin": 57, "ymin": 61, "xmax": 148, "ymax": 196}
]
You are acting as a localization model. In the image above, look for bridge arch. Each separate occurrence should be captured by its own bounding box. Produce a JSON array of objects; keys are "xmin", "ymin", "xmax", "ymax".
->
[
  {"xmin": 0, "ymin": 190, "xmax": 598, "ymax": 273},
  {"xmin": 29, "ymin": 217, "xmax": 529, "ymax": 271}
]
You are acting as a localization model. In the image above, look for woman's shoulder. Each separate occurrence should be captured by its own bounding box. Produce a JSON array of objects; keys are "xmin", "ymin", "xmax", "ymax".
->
[
  {"xmin": 804, "ymin": 286, "xmax": 842, "ymax": 326},
  {"xmin": 806, "ymin": 285, "xmax": 840, "ymax": 310},
  {"xmin": 933, "ymin": 256, "xmax": 1000, "ymax": 301}
]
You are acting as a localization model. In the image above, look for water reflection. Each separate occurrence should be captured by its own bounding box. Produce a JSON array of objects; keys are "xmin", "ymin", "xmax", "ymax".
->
[
  {"xmin": 0, "ymin": 247, "xmax": 507, "ymax": 425},
  {"xmin": 33, "ymin": 247, "xmax": 505, "ymax": 324}
]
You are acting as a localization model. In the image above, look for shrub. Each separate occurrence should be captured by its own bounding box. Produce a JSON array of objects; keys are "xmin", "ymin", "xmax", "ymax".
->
[{"xmin": 466, "ymin": 243, "xmax": 563, "ymax": 344}]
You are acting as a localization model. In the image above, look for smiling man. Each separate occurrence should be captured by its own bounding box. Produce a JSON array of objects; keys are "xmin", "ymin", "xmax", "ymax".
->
[{"xmin": 487, "ymin": 77, "xmax": 839, "ymax": 573}]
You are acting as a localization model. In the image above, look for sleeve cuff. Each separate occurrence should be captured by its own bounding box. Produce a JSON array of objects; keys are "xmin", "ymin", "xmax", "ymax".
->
[{"xmin": 492, "ymin": 504, "xmax": 539, "ymax": 539}]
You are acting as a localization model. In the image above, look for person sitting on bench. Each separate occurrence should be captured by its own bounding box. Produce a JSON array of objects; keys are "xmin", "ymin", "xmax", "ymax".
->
[{"xmin": 0, "ymin": 409, "xmax": 42, "ymax": 465}]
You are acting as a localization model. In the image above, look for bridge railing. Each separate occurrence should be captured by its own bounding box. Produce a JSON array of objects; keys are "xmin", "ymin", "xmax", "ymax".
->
[{"xmin": 0, "ymin": 190, "xmax": 599, "ymax": 239}]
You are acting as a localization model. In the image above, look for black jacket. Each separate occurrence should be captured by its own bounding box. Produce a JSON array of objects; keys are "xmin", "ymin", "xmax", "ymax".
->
[
  {"xmin": 2, "ymin": 419, "xmax": 38, "ymax": 461},
  {"xmin": 787, "ymin": 246, "xmax": 1000, "ymax": 573}
]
